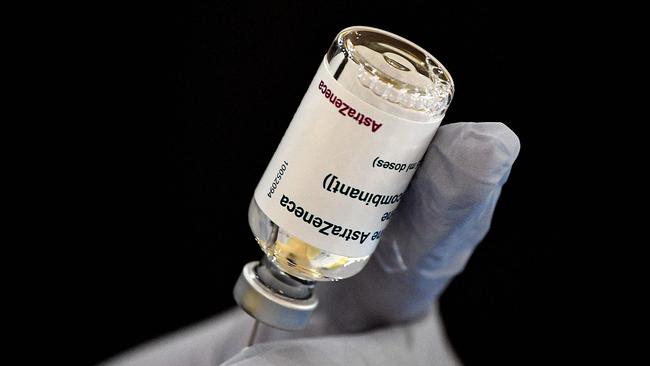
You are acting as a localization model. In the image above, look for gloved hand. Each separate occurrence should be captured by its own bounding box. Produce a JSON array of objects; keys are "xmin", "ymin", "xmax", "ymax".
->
[{"xmin": 101, "ymin": 122, "xmax": 520, "ymax": 366}]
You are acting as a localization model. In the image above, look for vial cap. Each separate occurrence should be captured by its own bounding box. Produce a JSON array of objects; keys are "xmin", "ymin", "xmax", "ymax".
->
[{"xmin": 233, "ymin": 261, "xmax": 318, "ymax": 331}]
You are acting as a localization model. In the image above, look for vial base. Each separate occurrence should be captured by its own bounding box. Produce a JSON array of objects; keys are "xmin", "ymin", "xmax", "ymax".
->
[{"xmin": 248, "ymin": 198, "xmax": 370, "ymax": 281}]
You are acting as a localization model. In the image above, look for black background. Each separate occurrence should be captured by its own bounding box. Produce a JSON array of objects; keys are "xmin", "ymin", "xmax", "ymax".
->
[{"xmin": 62, "ymin": 1, "xmax": 569, "ymax": 365}]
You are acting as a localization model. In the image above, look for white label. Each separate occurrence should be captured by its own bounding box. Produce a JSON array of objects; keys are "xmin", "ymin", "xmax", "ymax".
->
[{"xmin": 254, "ymin": 57, "xmax": 440, "ymax": 258}]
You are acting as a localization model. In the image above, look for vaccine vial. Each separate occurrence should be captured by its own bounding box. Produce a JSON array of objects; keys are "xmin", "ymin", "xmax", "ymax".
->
[{"xmin": 234, "ymin": 26, "xmax": 454, "ymax": 330}]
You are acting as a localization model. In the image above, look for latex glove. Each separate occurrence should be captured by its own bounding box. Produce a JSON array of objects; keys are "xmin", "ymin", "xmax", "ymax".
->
[{"xmin": 101, "ymin": 122, "xmax": 520, "ymax": 366}]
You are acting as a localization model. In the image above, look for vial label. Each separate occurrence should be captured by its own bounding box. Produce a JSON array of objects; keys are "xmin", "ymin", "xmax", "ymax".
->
[{"xmin": 254, "ymin": 57, "xmax": 440, "ymax": 258}]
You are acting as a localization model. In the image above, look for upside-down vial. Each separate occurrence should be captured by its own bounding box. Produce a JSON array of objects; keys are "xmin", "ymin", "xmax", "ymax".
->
[{"xmin": 234, "ymin": 26, "xmax": 454, "ymax": 331}]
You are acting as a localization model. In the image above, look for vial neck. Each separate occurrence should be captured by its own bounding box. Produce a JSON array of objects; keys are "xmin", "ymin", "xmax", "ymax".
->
[{"xmin": 256, "ymin": 256, "xmax": 315, "ymax": 300}]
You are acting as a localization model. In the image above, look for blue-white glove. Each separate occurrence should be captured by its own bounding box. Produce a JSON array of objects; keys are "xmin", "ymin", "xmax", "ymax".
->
[{"xmin": 101, "ymin": 122, "xmax": 520, "ymax": 366}]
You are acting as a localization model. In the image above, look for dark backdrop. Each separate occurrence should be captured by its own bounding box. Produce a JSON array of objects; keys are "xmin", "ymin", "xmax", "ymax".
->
[{"xmin": 67, "ymin": 2, "xmax": 564, "ymax": 365}]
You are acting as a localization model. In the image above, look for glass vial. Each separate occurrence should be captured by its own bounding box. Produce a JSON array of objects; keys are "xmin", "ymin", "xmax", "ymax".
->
[{"xmin": 249, "ymin": 26, "xmax": 454, "ymax": 282}]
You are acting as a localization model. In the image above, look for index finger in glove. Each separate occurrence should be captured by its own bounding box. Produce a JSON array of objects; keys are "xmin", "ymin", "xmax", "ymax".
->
[
  {"xmin": 316, "ymin": 122, "xmax": 520, "ymax": 330},
  {"xmin": 375, "ymin": 121, "xmax": 520, "ymax": 278}
]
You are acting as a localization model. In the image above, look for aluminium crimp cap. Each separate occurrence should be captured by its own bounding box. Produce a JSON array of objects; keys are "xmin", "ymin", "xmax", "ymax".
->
[{"xmin": 233, "ymin": 261, "xmax": 318, "ymax": 331}]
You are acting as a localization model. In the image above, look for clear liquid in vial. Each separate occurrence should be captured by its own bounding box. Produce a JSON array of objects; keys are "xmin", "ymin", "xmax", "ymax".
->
[{"xmin": 249, "ymin": 198, "xmax": 369, "ymax": 281}]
